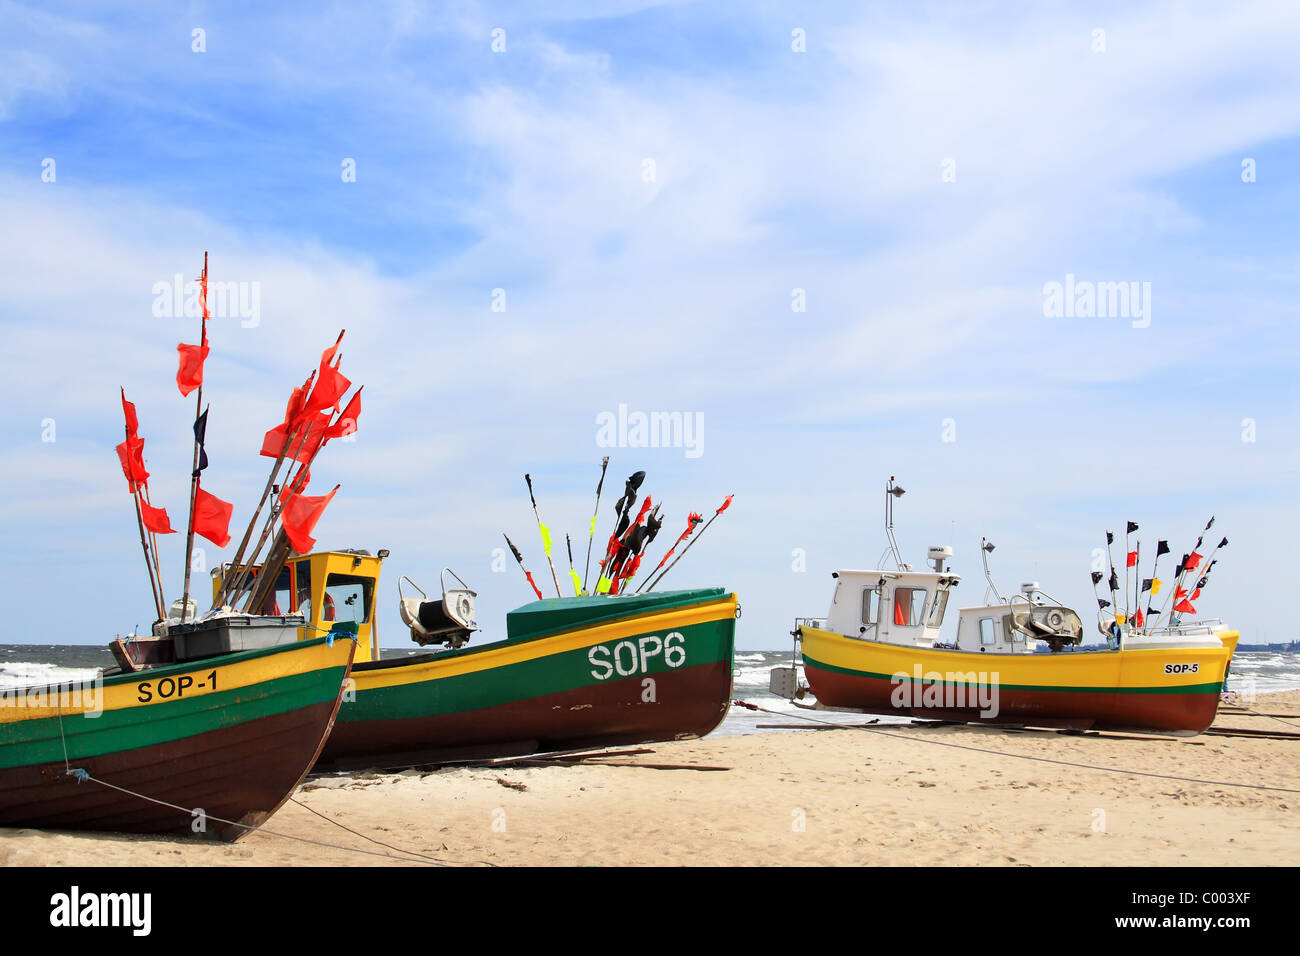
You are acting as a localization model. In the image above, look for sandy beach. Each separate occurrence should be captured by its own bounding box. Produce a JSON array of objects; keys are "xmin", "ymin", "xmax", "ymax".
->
[{"xmin": 3, "ymin": 691, "xmax": 1296, "ymax": 867}]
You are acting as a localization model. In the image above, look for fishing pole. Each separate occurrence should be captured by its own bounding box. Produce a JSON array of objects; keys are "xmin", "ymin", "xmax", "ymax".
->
[
  {"xmin": 634, "ymin": 511, "xmax": 701, "ymax": 594},
  {"xmin": 643, "ymin": 494, "xmax": 733, "ymax": 592},
  {"xmin": 582, "ymin": 457, "xmax": 610, "ymax": 593},
  {"xmin": 524, "ymin": 473, "xmax": 562, "ymax": 597},
  {"xmin": 503, "ymin": 533, "xmax": 544, "ymax": 601},
  {"xmin": 566, "ymin": 533, "xmax": 582, "ymax": 597}
]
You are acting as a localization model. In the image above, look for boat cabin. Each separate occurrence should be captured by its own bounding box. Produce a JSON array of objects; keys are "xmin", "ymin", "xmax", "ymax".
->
[
  {"xmin": 213, "ymin": 549, "xmax": 385, "ymax": 661},
  {"xmin": 822, "ymin": 568, "xmax": 960, "ymax": 647}
]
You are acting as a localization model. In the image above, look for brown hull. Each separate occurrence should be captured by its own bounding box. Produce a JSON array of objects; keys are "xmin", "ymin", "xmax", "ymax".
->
[
  {"xmin": 316, "ymin": 659, "xmax": 733, "ymax": 771},
  {"xmin": 0, "ymin": 699, "xmax": 340, "ymax": 841},
  {"xmin": 805, "ymin": 665, "xmax": 1222, "ymax": 735}
]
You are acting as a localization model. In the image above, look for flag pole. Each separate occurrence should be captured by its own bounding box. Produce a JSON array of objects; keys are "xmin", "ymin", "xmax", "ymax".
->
[
  {"xmin": 1154, "ymin": 518, "xmax": 1214, "ymax": 625},
  {"xmin": 241, "ymin": 410, "xmax": 342, "ymax": 614},
  {"xmin": 634, "ymin": 511, "xmax": 702, "ymax": 594},
  {"xmin": 1103, "ymin": 532, "xmax": 1121, "ymax": 631},
  {"xmin": 524, "ymin": 474, "xmax": 562, "ymax": 597},
  {"xmin": 643, "ymin": 493, "xmax": 733, "ymax": 592},
  {"xmin": 179, "ymin": 253, "xmax": 209, "ymax": 624},
  {"xmin": 581, "ymin": 457, "xmax": 610, "ymax": 593},
  {"xmin": 222, "ymin": 380, "xmax": 340, "ymax": 607},
  {"xmin": 594, "ymin": 470, "xmax": 646, "ymax": 594},
  {"xmin": 125, "ymin": 419, "xmax": 166, "ymax": 622},
  {"xmin": 215, "ymin": 372, "xmax": 317, "ymax": 607},
  {"xmin": 565, "ymin": 534, "xmax": 582, "ymax": 597},
  {"xmin": 503, "ymin": 534, "xmax": 544, "ymax": 601}
]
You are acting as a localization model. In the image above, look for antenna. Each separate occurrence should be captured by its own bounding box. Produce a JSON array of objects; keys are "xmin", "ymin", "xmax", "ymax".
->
[
  {"xmin": 884, "ymin": 476, "xmax": 909, "ymax": 570},
  {"xmin": 981, "ymin": 537, "xmax": 1003, "ymax": 604}
]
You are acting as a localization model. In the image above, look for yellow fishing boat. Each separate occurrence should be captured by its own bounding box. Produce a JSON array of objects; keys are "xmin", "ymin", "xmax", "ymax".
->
[{"xmin": 772, "ymin": 480, "xmax": 1239, "ymax": 735}]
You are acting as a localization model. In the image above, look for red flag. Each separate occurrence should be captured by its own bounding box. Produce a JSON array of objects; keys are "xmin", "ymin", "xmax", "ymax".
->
[
  {"xmin": 302, "ymin": 332, "xmax": 350, "ymax": 415},
  {"xmin": 280, "ymin": 484, "xmax": 338, "ymax": 555},
  {"xmin": 1173, "ymin": 599, "xmax": 1197, "ymax": 614},
  {"xmin": 1175, "ymin": 586, "xmax": 1187, "ymax": 600},
  {"xmin": 115, "ymin": 436, "xmax": 149, "ymax": 491},
  {"xmin": 140, "ymin": 500, "xmax": 177, "ymax": 534},
  {"xmin": 192, "ymin": 484, "xmax": 233, "ymax": 548},
  {"xmin": 1126, "ymin": 550, "xmax": 1137, "ymax": 567},
  {"xmin": 325, "ymin": 388, "xmax": 362, "ymax": 439},
  {"xmin": 1131, "ymin": 608, "xmax": 1144, "ymax": 628},
  {"xmin": 120, "ymin": 388, "xmax": 139, "ymax": 439},
  {"xmin": 1185, "ymin": 551, "xmax": 1204, "ymax": 571},
  {"xmin": 176, "ymin": 337, "xmax": 209, "ymax": 397},
  {"xmin": 261, "ymin": 410, "xmax": 330, "ymax": 462}
]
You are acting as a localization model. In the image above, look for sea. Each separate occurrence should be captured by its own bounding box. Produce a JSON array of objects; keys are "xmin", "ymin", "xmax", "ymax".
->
[{"xmin": 3, "ymin": 645, "xmax": 1297, "ymax": 739}]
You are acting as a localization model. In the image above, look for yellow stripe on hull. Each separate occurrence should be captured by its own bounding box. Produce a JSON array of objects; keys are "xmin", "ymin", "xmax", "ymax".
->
[{"xmin": 0, "ymin": 637, "xmax": 355, "ymax": 723}]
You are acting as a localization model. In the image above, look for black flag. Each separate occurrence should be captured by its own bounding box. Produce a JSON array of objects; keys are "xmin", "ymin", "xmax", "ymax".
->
[
  {"xmin": 1091, "ymin": 571, "xmax": 1104, "ymax": 585},
  {"xmin": 1156, "ymin": 540, "xmax": 1170, "ymax": 556},
  {"xmin": 1108, "ymin": 570, "xmax": 1119, "ymax": 591},
  {"xmin": 1205, "ymin": 516, "xmax": 1215, "ymax": 530},
  {"xmin": 1141, "ymin": 578, "xmax": 1153, "ymax": 592},
  {"xmin": 612, "ymin": 471, "xmax": 646, "ymax": 518},
  {"xmin": 1098, "ymin": 598, "xmax": 1111, "ymax": 609},
  {"xmin": 1106, "ymin": 531, "xmax": 1114, "ymax": 545},
  {"xmin": 192, "ymin": 408, "xmax": 209, "ymax": 478},
  {"xmin": 1218, "ymin": 537, "xmax": 1228, "ymax": 549},
  {"xmin": 1127, "ymin": 521, "xmax": 1139, "ymax": 534}
]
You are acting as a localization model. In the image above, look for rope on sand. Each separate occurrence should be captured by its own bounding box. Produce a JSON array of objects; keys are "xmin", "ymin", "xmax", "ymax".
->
[{"xmin": 731, "ymin": 699, "xmax": 1300, "ymax": 795}]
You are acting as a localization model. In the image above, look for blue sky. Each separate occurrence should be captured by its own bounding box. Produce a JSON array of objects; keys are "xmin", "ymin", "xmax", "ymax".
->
[{"xmin": 1, "ymin": 1, "xmax": 1298, "ymax": 647}]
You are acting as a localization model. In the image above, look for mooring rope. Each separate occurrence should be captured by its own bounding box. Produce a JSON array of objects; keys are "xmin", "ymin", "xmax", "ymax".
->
[{"xmin": 732, "ymin": 699, "xmax": 1300, "ymax": 795}]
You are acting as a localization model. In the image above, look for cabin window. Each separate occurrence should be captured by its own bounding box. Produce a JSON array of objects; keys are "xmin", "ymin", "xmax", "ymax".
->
[
  {"xmin": 861, "ymin": 588, "xmax": 879, "ymax": 626},
  {"xmin": 324, "ymin": 573, "xmax": 373, "ymax": 625},
  {"xmin": 927, "ymin": 589, "xmax": 949, "ymax": 627},
  {"xmin": 893, "ymin": 587, "xmax": 926, "ymax": 627},
  {"xmin": 253, "ymin": 566, "xmax": 292, "ymax": 616},
  {"xmin": 979, "ymin": 617, "xmax": 997, "ymax": 646},
  {"xmin": 294, "ymin": 561, "xmax": 313, "ymax": 618}
]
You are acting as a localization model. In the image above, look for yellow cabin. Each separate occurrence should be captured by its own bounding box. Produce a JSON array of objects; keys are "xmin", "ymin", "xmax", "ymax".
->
[{"xmin": 212, "ymin": 549, "xmax": 386, "ymax": 662}]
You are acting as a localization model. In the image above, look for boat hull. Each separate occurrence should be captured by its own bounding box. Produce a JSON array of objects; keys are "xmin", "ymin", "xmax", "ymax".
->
[
  {"xmin": 316, "ymin": 589, "xmax": 737, "ymax": 770},
  {"xmin": 0, "ymin": 636, "xmax": 355, "ymax": 840},
  {"xmin": 799, "ymin": 625, "xmax": 1239, "ymax": 735}
]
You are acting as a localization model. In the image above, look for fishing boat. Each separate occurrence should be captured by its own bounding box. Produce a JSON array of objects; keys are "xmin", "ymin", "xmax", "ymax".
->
[
  {"xmin": 771, "ymin": 480, "xmax": 1239, "ymax": 735},
  {"xmin": 213, "ymin": 550, "xmax": 739, "ymax": 770},
  {"xmin": 0, "ymin": 635, "xmax": 356, "ymax": 840}
]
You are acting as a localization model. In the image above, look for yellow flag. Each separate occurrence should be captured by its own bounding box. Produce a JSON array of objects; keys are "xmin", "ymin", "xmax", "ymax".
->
[
  {"xmin": 1151, "ymin": 578, "xmax": 1162, "ymax": 596},
  {"xmin": 539, "ymin": 523, "xmax": 553, "ymax": 556},
  {"xmin": 596, "ymin": 575, "xmax": 612, "ymax": 594},
  {"xmin": 569, "ymin": 568, "xmax": 582, "ymax": 597}
]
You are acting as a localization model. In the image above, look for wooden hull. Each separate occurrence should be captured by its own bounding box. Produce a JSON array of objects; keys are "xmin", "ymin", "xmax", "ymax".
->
[
  {"xmin": 800, "ymin": 625, "xmax": 1239, "ymax": 735},
  {"xmin": 316, "ymin": 589, "xmax": 737, "ymax": 770},
  {"xmin": 0, "ymin": 636, "xmax": 355, "ymax": 840}
]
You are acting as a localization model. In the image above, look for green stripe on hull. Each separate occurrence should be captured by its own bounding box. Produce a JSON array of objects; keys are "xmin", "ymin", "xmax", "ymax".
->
[
  {"xmin": 342, "ymin": 616, "xmax": 734, "ymax": 723},
  {"xmin": 801, "ymin": 654, "xmax": 1223, "ymax": 696},
  {"xmin": 0, "ymin": 666, "xmax": 349, "ymax": 770}
]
